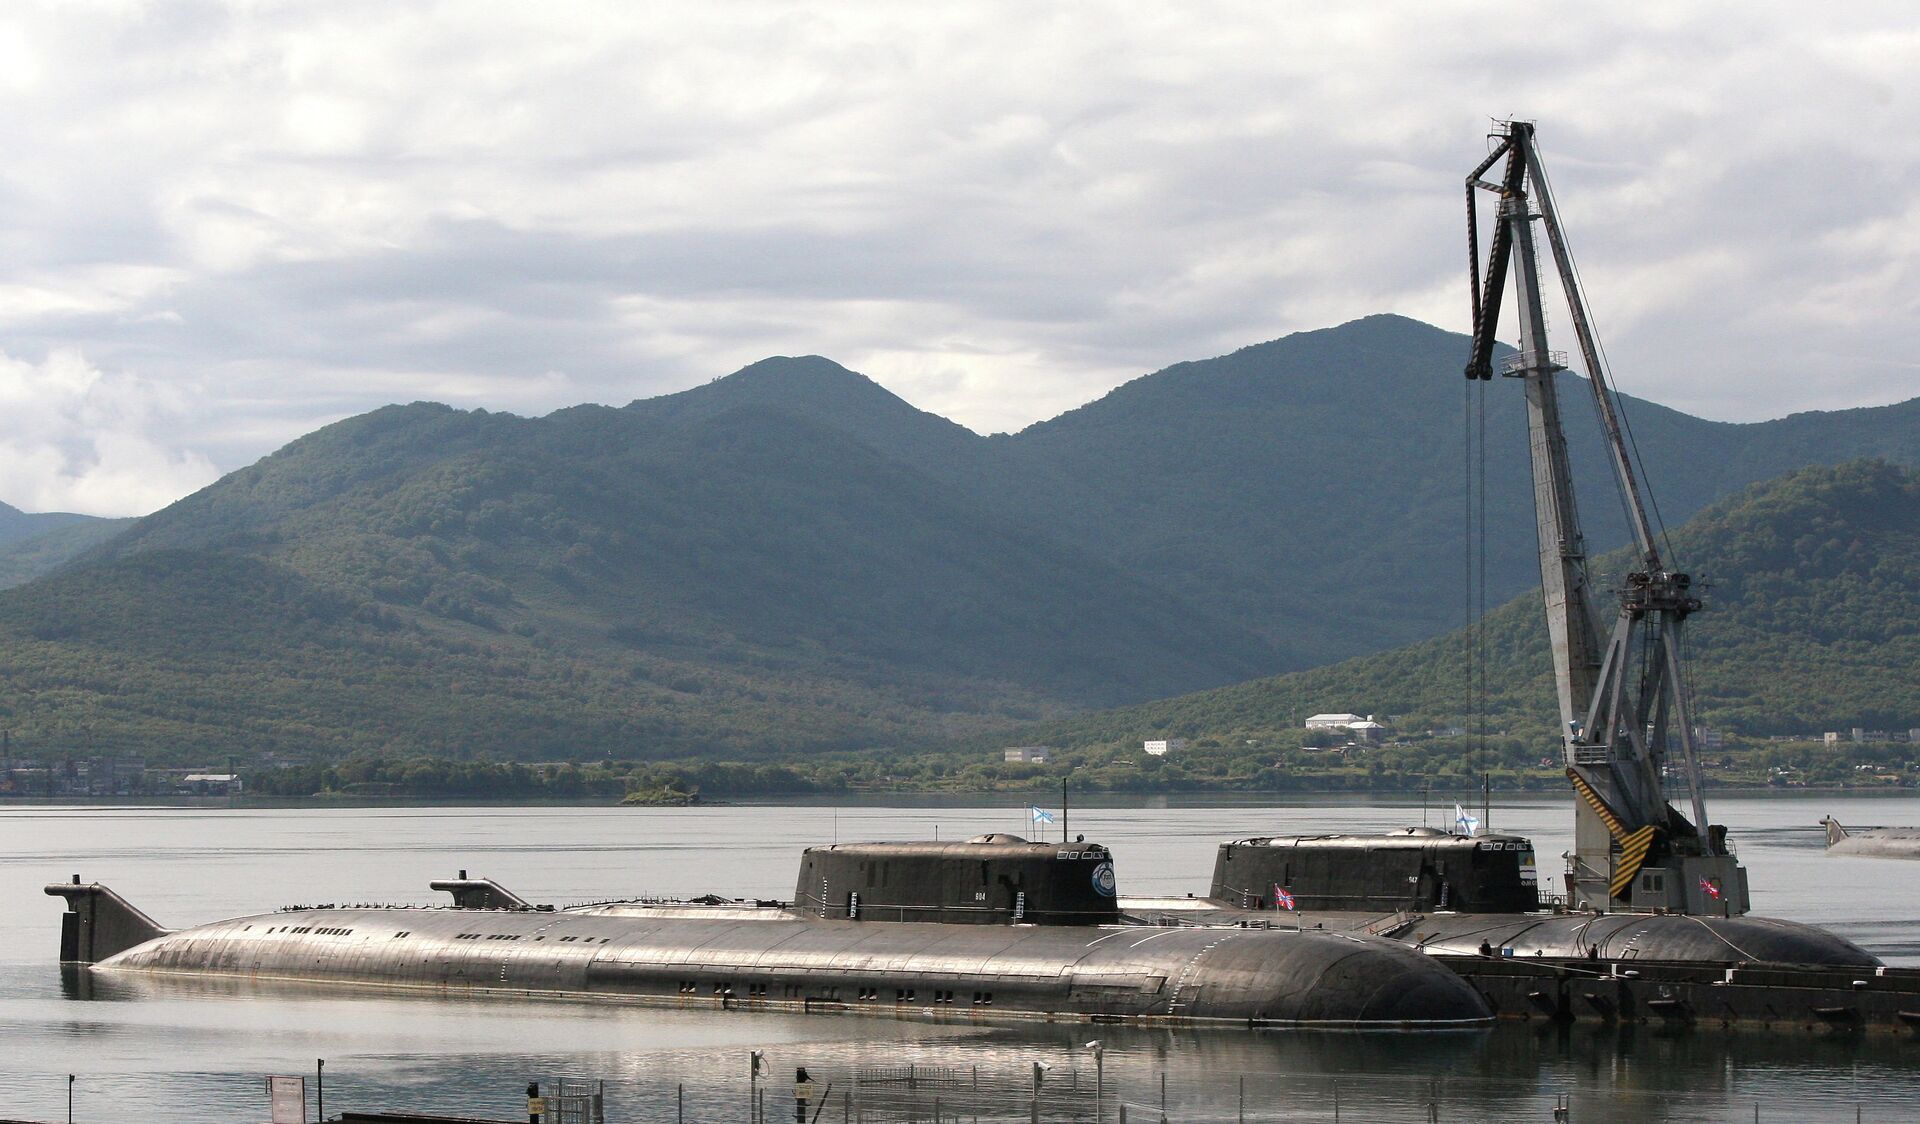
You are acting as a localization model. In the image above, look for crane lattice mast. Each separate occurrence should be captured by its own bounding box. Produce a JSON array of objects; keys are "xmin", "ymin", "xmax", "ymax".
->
[{"xmin": 1463, "ymin": 121, "xmax": 1749, "ymax": 915}]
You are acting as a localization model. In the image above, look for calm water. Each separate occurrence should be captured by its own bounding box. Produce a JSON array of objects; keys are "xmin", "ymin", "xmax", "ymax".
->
[{"xmin": 3, "ymin": 794, "xmax": 1919, "ymax": 1122}]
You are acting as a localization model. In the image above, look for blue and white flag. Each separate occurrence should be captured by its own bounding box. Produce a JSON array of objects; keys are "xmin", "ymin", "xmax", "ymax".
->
[
  {"xmin": 1029, "ymin": 805, "xmax": 1057, "ymax": 825},
  {"xmin": 1454, "ymin": 803, "xmax": 1479, "ymax": 837}
]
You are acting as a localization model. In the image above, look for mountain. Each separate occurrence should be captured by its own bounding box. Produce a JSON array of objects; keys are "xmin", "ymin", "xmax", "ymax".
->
[
  {"xmin": 0, "ymin": 396, "xmax": 1279, "ymax": 761},
  {"xmin": 610, "ymin": 316, "xmax": 1920, "ymax": 668},
  {"xmin": 986, "ymin": 315, "xmax": 1920, "ymax": 660},
  {"xmin": 0, "ymin": 501, "xmax": 100, "ymax": 548},
  {"xmin": 0, "ymin": 515, "xmax": 132, "ymax": 589},
  {"xmin": 91, "ymin": 397, "xmax": 1281, "ymax": 703},
  {"xmin": 628, "ymin": 354, "xmax": 985, "ymax": 473},
  {"xmin": 1016, "ymin": 460, "xmax": 1920, "ymax": 763},
  {"xmin": 0, "ymin": 316, "xmax": 1916, "ymax": 766},
  {"xmin": 0, "ymin": 503, "xmax": 128, "ymax": 590}
]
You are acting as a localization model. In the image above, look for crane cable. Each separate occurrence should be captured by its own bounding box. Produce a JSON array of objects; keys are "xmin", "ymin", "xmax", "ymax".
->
[
  {"xmin": 1527, "ymin": 141, "xmax": 1678, "ymax": 565},
  {"xmin": 1464, "ymin": 378, "xmax": 1475, "ymax": 761},
  {"xmin": 1478, "ymin": 377, "xmax": 1488, "ymax": 764},
  {"xmin": 1463, "ymin": 371, "xmax": 1489, "ymax": 766}
]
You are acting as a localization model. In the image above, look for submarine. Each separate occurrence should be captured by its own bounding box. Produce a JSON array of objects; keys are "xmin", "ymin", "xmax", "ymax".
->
[
  {"xmin": 1823, "ymin": 817, "xmax": 1920, "ymax": 860},
  {"xmin": 1132, "ymin": 827, "xmax": 1878, "ymax": 967},
  {"xmin": 47, "ymin": 834, "xmax": 1492, "ymax": 1028}
]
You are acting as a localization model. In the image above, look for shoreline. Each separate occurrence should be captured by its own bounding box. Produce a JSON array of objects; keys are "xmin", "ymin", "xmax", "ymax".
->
[{"xmin": 3, "ymin": 785, "xmax": 1913, "ymax": 810}]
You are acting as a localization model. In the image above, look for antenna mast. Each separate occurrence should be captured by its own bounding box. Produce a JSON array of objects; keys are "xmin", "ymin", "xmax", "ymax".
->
[{"xmin": 1463, "ymin": 121, "xmax": 1747, "ymax": 916}]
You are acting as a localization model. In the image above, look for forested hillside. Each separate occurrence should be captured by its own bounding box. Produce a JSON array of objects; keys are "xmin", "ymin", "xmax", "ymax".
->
[
  {"xmin": 1012, "ymin": 461, "xmax": 1920, "ymax": 790},
  {"xmin": 0, "ymin": 502, "xmax": 123, "ymax": 589},
  {"xmin": 981, "ymin": 316, "xmax": 1920, "ymax": 658},
  {"xmin": 0, "ymin": 501, "xmax": 101, "ymax": 548},
  {"xmin": 0, "ymin": 516, "xmax": 130, "ymax": 589},
  {"xmin": 0, "ymin": 400, "xmax": 1276, "ymax": 761},
  {"xmin": 0, "ymin": 315, "xmax": 1915, "ymax": 769}
]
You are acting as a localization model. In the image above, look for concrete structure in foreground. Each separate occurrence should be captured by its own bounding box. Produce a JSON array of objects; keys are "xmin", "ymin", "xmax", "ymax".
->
[{"xmin": 46, "ymin": 835, "xmax": 1492, "ymax": 1029}]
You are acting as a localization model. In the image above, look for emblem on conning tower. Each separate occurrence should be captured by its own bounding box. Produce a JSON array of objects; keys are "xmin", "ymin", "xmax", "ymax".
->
[{"xmin": 1091, "ymin": 862, "xmax": 1116, "ymax": 897}]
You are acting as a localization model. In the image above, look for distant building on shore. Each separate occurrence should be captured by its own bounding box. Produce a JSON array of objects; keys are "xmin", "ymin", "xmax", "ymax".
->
[
  {"xmin": 1143, "ymin": 738, "xmax": 1187, "ymax": 757},
  {"xmin": 1346, "ymin": 719, "xmax": 1390, "ymax": 746},
  {"xmin": 1306, "ymin": 713, "xmax": 1393, "ymax": 744},
  {"xmin": 1826, "ymin": 728, "xmax": 1920, "ymax": 746},
  {"xmin": 1003, "ymin": 746, "xmax": 1053, "ymax": 764}
]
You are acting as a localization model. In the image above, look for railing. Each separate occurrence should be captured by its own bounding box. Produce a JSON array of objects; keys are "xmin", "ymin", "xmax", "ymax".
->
[
  {"xmin": 1572, "ymin": 744, "xmax": 1613, "ymax": 766},
  {"xmin": 1499, "ymin": 349, "xmax": 1567, "ymax": 375}
]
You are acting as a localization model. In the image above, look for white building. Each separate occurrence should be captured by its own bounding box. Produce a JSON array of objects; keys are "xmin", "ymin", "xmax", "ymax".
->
[
  {"xmin": 1143, "ymin": 738, "xmax": 1187, "ymax": 757},
  {"xmin": 1003, "ymin": 746, "xmax": 1053, "ymax": 764},
  {"xmin": 1306, "ymin": 714, "xmax": 1392, "ymax": 743},
  {"xmin": 1347, "ymin": 720, "xmax": 1390, "ymax": 746}
]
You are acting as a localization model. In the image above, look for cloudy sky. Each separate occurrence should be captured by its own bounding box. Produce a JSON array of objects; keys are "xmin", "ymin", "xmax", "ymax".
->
[{"xmin": 0, "ymin": 2, "xmax": 1915, "ymax": 515}]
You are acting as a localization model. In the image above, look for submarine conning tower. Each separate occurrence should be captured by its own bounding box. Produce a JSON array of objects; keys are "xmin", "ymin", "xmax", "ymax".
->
[
  {"xmin": 794, "ymin": 834, "xmax": 1118, "ymax": 925},
  {"xmin": 1211, "ymin": 829, "xmax": 1539, "ymax": 913}
]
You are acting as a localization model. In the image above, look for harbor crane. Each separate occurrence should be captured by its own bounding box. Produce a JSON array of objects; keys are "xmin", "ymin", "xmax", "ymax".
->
[{"xmin": 1463, "ymin": 121, "xmax": 1749, "ymax": 915}]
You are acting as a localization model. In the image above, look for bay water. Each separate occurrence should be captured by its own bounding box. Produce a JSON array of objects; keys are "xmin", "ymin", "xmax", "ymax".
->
[{"xmin": 2, "ymin": 793, "xmax": 1918, "ymax": 1121}]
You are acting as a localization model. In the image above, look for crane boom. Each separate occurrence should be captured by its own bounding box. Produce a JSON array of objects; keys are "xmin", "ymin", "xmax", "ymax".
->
[{"xmin": 1463, "ymin": 122, "xmax": 1749, "ymax": 916}]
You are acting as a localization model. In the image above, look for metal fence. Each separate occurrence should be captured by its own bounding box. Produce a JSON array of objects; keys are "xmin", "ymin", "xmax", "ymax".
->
[
  {"xmin": 548, "ymin": 1077, "xmax": 606, "ymax": 1124},
  {"xmin": 332, "ymin": 1050, "xmax": 1909, "ymax": 1123},
  {"xmin": 737, "ymin": 1062, "xmax": 1100, "ymax": 1124},
  {"xmin": 660, "ymin": 1064, "xmax": 1894, "ymax": 1124}
]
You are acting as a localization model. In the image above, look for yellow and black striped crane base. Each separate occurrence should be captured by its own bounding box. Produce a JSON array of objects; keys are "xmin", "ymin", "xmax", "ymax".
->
[
  {"xmin": 1608, "ymin": 826, "xmax": 1659, "ymax": 900},
  {"xmin": 1565, "ymin": 769, "xmax": 1662, "ymax": 901},
  {"xmin": 1565, "ymin": 768, "xmax": 1627, "ymax": 838}
]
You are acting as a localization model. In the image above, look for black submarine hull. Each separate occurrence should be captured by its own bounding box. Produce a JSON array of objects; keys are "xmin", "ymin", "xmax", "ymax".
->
[
  {"xmin": 50, "ymin": 889, "xmax": 1492, "ymax": 1028},
  {"xmin": 1186, "ymin": 831, "xmax": 1877, "ymax": 968},
  {"xmin": 1125, "ymin": 898, "xmax": 1878, "ymax": 967},
  {"xmin": 1392, "ymin": 910, "xmax": 1878, "ymax": 965}
]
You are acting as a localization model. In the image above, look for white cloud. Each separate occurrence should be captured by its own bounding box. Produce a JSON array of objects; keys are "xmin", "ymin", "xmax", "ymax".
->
[
  {"xmin": 0, "ymin": 0, "xmax": 1915, "ymax": 512},
  {"xmin": 0, "ymin": 347, "xmax": 218, "ymax": 516}
]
